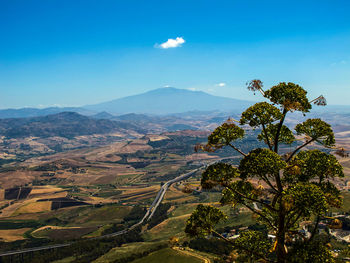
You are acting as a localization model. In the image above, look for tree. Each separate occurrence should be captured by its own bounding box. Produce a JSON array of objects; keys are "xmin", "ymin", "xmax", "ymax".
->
[{"xmin": 185, "ymin": 80, "xmax": 344, "ymax": 262}]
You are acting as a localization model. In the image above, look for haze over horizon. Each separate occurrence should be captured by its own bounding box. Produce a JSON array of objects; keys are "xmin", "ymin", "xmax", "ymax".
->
[{"xmin": 1, "ymin": 0, "xmax": 350, "ymax": 109}]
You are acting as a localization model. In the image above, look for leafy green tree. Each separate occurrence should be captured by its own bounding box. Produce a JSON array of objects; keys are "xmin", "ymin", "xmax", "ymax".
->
[{"xmin": 185, "ymin": 80, "xmax": 344, "ymax": 262}]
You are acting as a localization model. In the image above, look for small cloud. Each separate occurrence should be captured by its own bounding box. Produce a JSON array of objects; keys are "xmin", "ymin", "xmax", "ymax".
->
[
  {"xmin": 37, "ymin": 103, "xmax": 64, "ymax": 108},
  {"xmin": 215, "ymin": 82, "xmax": 226, "ymax": 87},
  {"xmin": 156, "ymin": 37, "xmax": 185, "ymax": 49},
  {"xmin": 163, "ymin": 85, "xmax": 172, "ymax": 88},
  {"xmin": 188, "ymin": 87, "xmax": 198, "ymax": 91}
]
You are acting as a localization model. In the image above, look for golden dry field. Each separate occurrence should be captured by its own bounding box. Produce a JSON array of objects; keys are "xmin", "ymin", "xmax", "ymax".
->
[
  {"xmin": 29, "ymin": 186, "xmax": 65, "ymax": 195},
  {"xmin": 0, "ymin": 171, "xmax": 41, "ymax": 189},
  {"xmin": 0, "ymin": 189, "xmax": 4, "ymax": 201},
  {"xmin": 13, "ymin": 201, "xmax": 52, "ymax": 216},
  {"xmin": 146, "ymin": 135, "xmax": 170, "ymax": 142},
  {"xmin": 0, "ymin": 228, "xmax": 31, "ymax": 242}
]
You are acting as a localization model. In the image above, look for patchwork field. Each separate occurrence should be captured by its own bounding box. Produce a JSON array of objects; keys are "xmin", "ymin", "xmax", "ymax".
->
[
  {"xmin": 0, "ymin": 228, "xmax": 31, "ymax": 242},
  {"xmin": 13, "ymin": 201, "xmax": 52, "ymax": 216},
  {"xmin": 0, "ymin": 127, "xmax": 349, "ymax": 262}
]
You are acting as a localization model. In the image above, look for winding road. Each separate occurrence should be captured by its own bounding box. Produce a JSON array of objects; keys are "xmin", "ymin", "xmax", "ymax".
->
[{"xmin": 0, "ymin": 156, "xmax": 238, "ymax": 257}]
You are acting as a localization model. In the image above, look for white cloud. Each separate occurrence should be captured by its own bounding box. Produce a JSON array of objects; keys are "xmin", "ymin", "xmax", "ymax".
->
[
  {"xmin": 188, "ymin": 87, "xmax": 198, "ymax": 91},
  {"xmin": 37, "ymin": 103, "xmax": 65, "ymax": 108},
  {"xmin": 163, "ymin": 85, "xmax": 172, "ymax": 88},
  {"xmin": 157, "ymin": 37, "xmax": 185, "ymax": 49},
  {"xmin": 215, "ymin": 82, "xmax": 226, "ymax": 87}
]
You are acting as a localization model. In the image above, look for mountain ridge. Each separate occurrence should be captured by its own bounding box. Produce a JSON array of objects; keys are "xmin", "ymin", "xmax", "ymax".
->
[
  {"xmin": 84, "ymin": 87, "xmax": 254, "ymax": 114},
  {"xmin": 1, "ymin": 88, "xmax": 350, "ymax": 119},
  {"xmin": 0, "ymin": 112, "xmax": 144, "ymax": 138}
]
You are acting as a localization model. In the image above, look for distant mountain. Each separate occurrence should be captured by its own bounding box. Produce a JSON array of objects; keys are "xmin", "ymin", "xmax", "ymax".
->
[
  {"xmin": 0, "ymin": 107, "xmax": 94, "ymax": 119},
  {"xmin": 113, "ymin": 113, "xmax": 156, "ymax": 122},
  {"xmin": 98, "ymin": 112, "xmax": 204, "ymax": 133},
  {"xmin": 84, "ymin": 87, "xmax": 254, "ymax": 114},
  {"xmin": 2, "ymin": 88, "xmax": 350, "ymax": 119},
  {"xmin": 0, "ymin": 112, "xmax": 144, "ymax": 138},
  {"xmin": 92, "ymin": 111, "xmax": 115, "ymax": 120}
]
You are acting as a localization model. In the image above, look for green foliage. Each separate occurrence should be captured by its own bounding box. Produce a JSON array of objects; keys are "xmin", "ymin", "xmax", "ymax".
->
[
  {"xmin": 220, "ymin": 181, "xmax": 257, "ymax": 206},
  {"xmin": 233, "ymin": 230, "xmax": 271, "ymax": 261},
  {"xmin": 283, "ymin": 183, "xmax": 328, "ymax": 218},
  {"xmin": 257, "ymin": 124, "xmax": 295, "ymax": 145},
  {"xmin": 285, "ymin": 150, "xmax": 343, "ymax": 183},
  {"xmin": 186, "ymin": 80, "xmax": 344, "ymax": 262},
  {"xmin": 239, "ymin": 148, "xmax": 286, "ymax": 179},
  {"xmin": 295, "ymin": 118, "xmax": 335, "ymax": 146},
  {"xmin": 264, "ymin": 82, "xmax": 312, "ymax": 112},
  {"xmin": 207, "ymin": 122, "xmax": 244, "ymax": 150},
  {"xmin": 288, "ymin": 240, "xmax": 335, "ymax": 263},
  {"xmin": 188, "ymin": 237, "xmax": 233, "ymax": 256},
  {"xmin": 185, "ymin": 205, "xmax": 227, "ymax": 237},
  {"xmin": 201, "ymin": 163, "xmax": 239, "ymax": 189},
  {"xmin": 240, "ymin": 102, "xmax": 282, "ymax": 127},
  {"xmin": 319, "ymin": 181, "xmax": 342, "ymax": 208}
]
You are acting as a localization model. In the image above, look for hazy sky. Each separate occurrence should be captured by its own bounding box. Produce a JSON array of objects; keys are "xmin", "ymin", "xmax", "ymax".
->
[{"xmin": 1, "ymin": 0, "xmax": 350, "ymax": 109}]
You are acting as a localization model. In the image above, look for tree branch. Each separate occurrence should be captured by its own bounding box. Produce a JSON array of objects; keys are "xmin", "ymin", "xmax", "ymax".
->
[
  {"xmin": 286, "ymin": 210, "xmax": 304, "ymax": 229},
  {"xmin": 307, "ymin": 215, "xmax": 321, "ymax": 243},
  {"xmin": 258, "ymin": 87, "xmax": 265, "ymax": 97},
  {"xmin": 261, "ymin": 123, "xmax": 273, "ymax": 150},
  {"xmin": 243, "ymin": 202, "xmax": 277, "ymax": 231},
  {"xmin": 275, "ymin": 170, "xmax": 284, "ymax": 193},
  {"xmin": 261, "ymin": 174, "xmax": 279, "ymax": 193},
  {"xmin": 228, "ymin": 143, "xmax": 247, "ymax": 157},
  {"xmin": 286, "ymin": 138, "xmax": 315, "ymax": 162},
  {"xmin": 228, "ymin": 186, "xmax": 277, "ymax": 213},
  {"xmin": 212, "ymin": 229, "xmax": 235, "ymax": 244},
  {"xmin": 274, "ymin": 108, "xmax": 288, "ymax": 153}
]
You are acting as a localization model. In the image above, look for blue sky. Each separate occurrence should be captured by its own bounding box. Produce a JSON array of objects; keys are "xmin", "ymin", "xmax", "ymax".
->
[{"xmin": 1, "ymin": 0, "xmax": 349, "ymax": 108}]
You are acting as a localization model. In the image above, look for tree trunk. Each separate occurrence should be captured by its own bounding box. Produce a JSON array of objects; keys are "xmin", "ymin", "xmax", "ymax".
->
[{"xmin": 276, "ymin": 207, "xmax": 286, "ymax": 263}]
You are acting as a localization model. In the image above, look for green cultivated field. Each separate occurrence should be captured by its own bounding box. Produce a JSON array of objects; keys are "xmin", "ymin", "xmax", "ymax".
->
[
  {"xmin": 130, "ymin": 248, "xmax": 203, "ymax": 263},
  {"xmin": 93, "ymin": 241, "xmax": 167, "ymax": 263}
]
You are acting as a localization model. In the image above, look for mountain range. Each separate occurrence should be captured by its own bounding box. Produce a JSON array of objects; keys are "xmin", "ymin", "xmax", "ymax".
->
[
  {"xmin": 1, "ymin": 87, "xmax": 350, "ymax": 119},
  {"xmin": 0, "ymin": 88, "xmax": 253, "ymax": 118}
]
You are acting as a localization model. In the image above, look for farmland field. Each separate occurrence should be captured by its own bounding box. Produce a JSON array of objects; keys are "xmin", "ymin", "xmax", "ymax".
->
[
  {"xmin": 0, "ymin": 228, "xmax": 31, "ymax": 242},
  {"xmin": 0, "ymin": 128, "xmax": 349, "ymax": 262},
  {"xmin": 130, "ymin": 248, "xmax": 203, "ymax": 263}
]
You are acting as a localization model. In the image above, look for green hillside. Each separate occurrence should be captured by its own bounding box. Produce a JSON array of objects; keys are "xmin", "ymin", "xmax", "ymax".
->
[{"xmin": 131, "ymin": 248, "xmax": 203, "ymax": 263}]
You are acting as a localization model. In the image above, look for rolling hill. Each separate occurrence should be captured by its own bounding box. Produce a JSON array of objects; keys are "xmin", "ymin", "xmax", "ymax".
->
[
  {"xmin": 0, "ymin": 107, "xmax": 94, "ymax": 119},
  {"xmin": 0, "ymin": 112, "xmax": 144, "ymax": 138}
]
